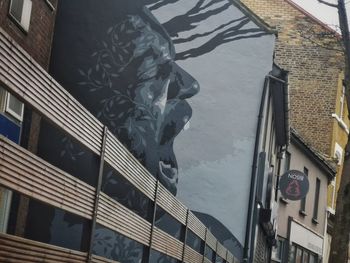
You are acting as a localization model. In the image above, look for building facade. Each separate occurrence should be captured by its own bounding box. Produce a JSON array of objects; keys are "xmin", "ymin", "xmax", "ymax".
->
[
  {"xmin": 0, "ymin": 0, "xmax": 57, "ymax": 238},
  {"xmin": 238, "ymin": 1, "xmax": 348, "ymax": 261},
  {"xmin": 271, "ymin": 130, "xmax": 335, "ymax": 263},
  {"xmin": 240, "ymin": 0, "xmax": 345, "ymax": 156},
  {"xmin": 0, "ymin": 0, "xmax": 290, "ymax": 263},
  {"xmin": 249, "ymin": 66, "xmax": 289, "ymax": 263}
]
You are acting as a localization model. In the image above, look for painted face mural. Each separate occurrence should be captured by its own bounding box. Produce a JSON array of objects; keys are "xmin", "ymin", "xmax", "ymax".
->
[
  {"xmin": 27, "ymin": 0, "xmax": 273, "ymax": 261},
  {"xmin": 50, "ymin": 1, "xmax": 200, "ymax": 196}
]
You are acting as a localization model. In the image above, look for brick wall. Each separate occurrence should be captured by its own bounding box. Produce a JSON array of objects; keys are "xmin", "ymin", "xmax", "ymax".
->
[
  {"xmin": 241, "ymin": 0, "xmax": 344, "ymax": 155},
  {"xmin": 0, "ymin": 0, "xmax": 57, "ymax": 69}
]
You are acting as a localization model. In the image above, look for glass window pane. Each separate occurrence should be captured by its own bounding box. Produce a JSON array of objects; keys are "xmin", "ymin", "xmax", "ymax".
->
[
  {"xmin": 93, "ymin": 224, "xmax": 145, "ymax": 262},
  {"xmin": 149, "ymin": 249, "xmax": 179, "ymax": 263},
  {"xmin": 302, "ymin": 251, "xmax": 309, "ymax": 263},
  {"xmin": 37, "ymin": 119, "xmax": 100, "ymax": 187},
  {"xmin": 205, "ymin": 245, "xmax": 215, "ymax": 262},
  {"xmin": 155, "ymin": 206, "xmax": 183, "ymax": 240},
  {"xmin": 102, "ymin": 162, "xmax": 152, "ymax": 221},
  {"xmin": 288, "ymin": 244, "xmax": 296, "ymax": 263},
  {"xmin": 309, "ymin": 254, "xmax": 316, "ymax": 263},
  {"xmin": 186, "ymin": 229, "xmax": 204, "ymax": 254},
  {"xmin": 25, "ymin": 198, "xmax": 90, "ymax": 251},
  {"xmin": 10, "ymin": 0, "xmax": 24, "ymax": 21},
  {"xmin": 295, "ymin": 247, "xmax": 302, "ymax": 263}
]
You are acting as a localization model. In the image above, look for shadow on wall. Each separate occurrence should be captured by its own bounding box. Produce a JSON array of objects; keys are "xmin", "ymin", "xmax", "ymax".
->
[{"xmin": 146, "ymin": 0, "xmax": 268, "ymax": 60}]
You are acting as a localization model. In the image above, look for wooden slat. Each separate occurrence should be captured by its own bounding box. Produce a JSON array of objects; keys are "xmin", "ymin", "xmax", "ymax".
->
[
  {"xmin": 0, "ymin": 28, "xmax": 103, "ymax": 155},
  {"xmin": 151, "ymin": 227, "xmax": 183, "ymax": 260},
  {"xmin": 104, "ymin": 132, "xmax": 156, "ymax": 200},
  {"xmin": 0, "ymin": 233, "xmax": 87, "ymax": 262},
  {"xmin": 156, "ymin": 183, "xmax": 187, "ymax": 225},
  {"xmin": 0, "ymin": 27, "xmax": 235, "ymax": 263},
  {"xmin": 216, "ymin": 242, "xmax": 227, "ymax": 260},
  {"xmin": 91, "ymin": 255, "xmax": 120, "ymax": 263},
  {"xmin": 226, "ymin": 251, "xmax": 234, "ymax": 263},
  {"xmin": 205, "ymin": 231, "xmax": 217, "ymax": 251},
  {"xmin": 187, "ymin": 212, "xmax": 206, "ymax": 240},
  {"xmin": 97, "ymin": 193, "xmax": 151, "ymax": 246},
  {"xmin": 0, "ymin": 136, "xmax": 95, "ymax": 219},
  {"xmin": 203, "ymin": 257, "xmax": 211, "ymax": 263},
  {"xmin": 183, "ymin": 246, "xmax": 203, "ymax": 263}
]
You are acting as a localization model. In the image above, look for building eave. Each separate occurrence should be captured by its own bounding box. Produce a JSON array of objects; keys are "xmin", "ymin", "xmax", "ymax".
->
[
  {"xmin": 285, "ymin": 0, "xmax": 341, "ymax": 38},
  {"xmin": 291, "ymin": 129, "xmax": 336, "ymax": 180},
  {"xmin": 234, "ymin": 0, "xmax": 278, "ymax": 35}
]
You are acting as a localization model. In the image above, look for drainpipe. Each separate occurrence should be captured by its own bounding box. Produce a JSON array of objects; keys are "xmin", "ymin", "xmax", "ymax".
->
[{"xmin": 243, "ymin": 76, "xmax": 269, "ymax": 263}]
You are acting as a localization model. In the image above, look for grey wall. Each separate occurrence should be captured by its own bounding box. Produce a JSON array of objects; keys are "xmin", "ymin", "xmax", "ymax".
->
[{"xmin": 151, "ymin": 0, "xmax": 276, "ymax": 252}]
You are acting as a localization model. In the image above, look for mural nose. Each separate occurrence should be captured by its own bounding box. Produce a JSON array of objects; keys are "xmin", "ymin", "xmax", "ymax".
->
[{"xmin": 172, "ymin": 62, "xmax": 200, "ymax": 100}]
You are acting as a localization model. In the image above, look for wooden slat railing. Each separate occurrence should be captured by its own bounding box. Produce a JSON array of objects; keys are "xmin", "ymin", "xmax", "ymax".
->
[
  {"xmin": 188, "ymin": 212, "xmax": 206, "ymax": 240},
  {"xmin": 104, "ymin": 131, "xmax": 156, "ymax": 200},
  {"xmin": 0, "ymin": 136, "xmax": 95, "ymax": 219},
  {"xmin": 91, "ymin": 255, "xmax": 120, "ymax": 263},
  {"xmin": 183, "ymin": 246, "xmax": 203, "ymax": 263},
  {"xmin": 0, "ymin": 27, "xmax": 239, "ymax": 263},
  {"xmin": 0, "ymin": 232, "xmax": 87, "ymax": 262},
  {"xmin": 97, "ymin": 193, "xmax": 152, "ymax": 246},
  {"xmin": 151, "ymin": 227, "xmax": 183, "ymax": 260},
  {"xmin": 156, "ymin": 183, "xmax": 188, "ymax": 225}
]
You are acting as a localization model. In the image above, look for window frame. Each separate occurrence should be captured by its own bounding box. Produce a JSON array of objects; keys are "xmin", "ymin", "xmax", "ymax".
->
[
  {"xmin": 299, "ymin": 167, "xmax": 308, "ymax": 216},
  {"xmin": 5, "ymin": 92, "xmax": 24, "ymax": 122},
  {"xmin": 8, "ymin": 0, "xmax": 33, "ymax": 32},
  {"xmin": 312, "ymin": 178, "xmax": 321, "ymax": 223}
]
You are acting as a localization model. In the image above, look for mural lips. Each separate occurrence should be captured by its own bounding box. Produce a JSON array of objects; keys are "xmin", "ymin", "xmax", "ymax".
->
[{"xmin": 279, "ymin": 170, "xmax": 309, "ymax": 201}]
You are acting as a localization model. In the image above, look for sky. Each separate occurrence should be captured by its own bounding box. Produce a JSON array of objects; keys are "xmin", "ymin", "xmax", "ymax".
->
[{"xmin": 291, "ymin": 0, "xmax": 350, "ymax": 30}]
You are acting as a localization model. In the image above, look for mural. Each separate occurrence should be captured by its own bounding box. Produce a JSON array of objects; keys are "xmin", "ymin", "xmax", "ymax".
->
[{"xmin": 32, "ymin": 0, "xmax": 276, "ymax": 261}]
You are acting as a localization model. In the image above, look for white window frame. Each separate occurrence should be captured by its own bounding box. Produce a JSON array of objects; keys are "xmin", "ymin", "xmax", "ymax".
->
[
  {"xmin": 5, "ymin": 92, "xmax": 24, "ymax": 122},
  {"xmin": 9, "ymin": 0, "xmax": 33, "ymax": 32},
  {"xmin": 340, "ymin": 84, "xmax": 346, "ymax": 119}
]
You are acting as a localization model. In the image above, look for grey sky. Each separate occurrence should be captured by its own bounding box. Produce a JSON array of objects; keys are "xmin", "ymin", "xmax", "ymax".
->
[{"xmin": 291, "ymin": 0, "xmax": 350, "ymax": 29}]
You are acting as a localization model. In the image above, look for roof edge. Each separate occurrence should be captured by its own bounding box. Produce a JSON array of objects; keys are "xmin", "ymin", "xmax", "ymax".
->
[
  {"xmin": 285, "ymin": 0, "xmax": 341, "ymax": 37},
  {"xmin": 233, "ymin": 0, "xmax": 278, "ymax": 34},
  {"xmin": 291, "ymin": 128, "xmax": 336, "ymax": 180}
]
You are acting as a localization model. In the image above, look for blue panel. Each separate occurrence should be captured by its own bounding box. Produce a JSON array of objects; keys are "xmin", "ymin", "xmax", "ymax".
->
[{"xmin": 0, "ymin": 114, "xmax": 21, "ymax": 144}]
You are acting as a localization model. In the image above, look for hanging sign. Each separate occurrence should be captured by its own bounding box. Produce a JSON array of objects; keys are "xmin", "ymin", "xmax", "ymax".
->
[{"xmin": 279, "ymin": 170, "xmax": 309, "ymax": 201}]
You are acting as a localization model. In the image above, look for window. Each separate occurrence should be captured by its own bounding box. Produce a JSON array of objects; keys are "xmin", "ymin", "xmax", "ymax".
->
[
  {"xmin": 272, "ymin": 237, "xmax": 286, "ymax": 262},
  {"xmin": 0, "ymin": 87, "xmax": 6, "ymax": 110},
  {"xmin": 340, "ymin": 83, "xmax": 346, "ymax": 119},
  {"xmin": 284, "ymin": 152, "xmax": 291, "ymax": 173},
  {"xmin": 0, "ymin": 187, "xmax": 12, "ymax": 233},
  {"xmin": 288, "ymin": 243, "xmax": 319, "ymax": 263},
  {"xmin": 300, "ymin": 167, "xmax": 308, "ymax": 215},
  {"xmin": 5, "ymin": 92, "xmax": 24, "ymax": 121},
  {"xmin": 9, "ymin": 0, "xmax": 32, "ymax": 31},
  {"xmin": 312, "ymin": 178, "xmax": 321, "ymax": 223}
]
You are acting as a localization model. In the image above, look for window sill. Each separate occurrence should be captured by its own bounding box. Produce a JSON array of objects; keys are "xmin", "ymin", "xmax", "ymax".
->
[
  {"xmin": 299, "ymin": 210, "xmax": 307, "ymax": 217},
  {"xmin": 312, "ymin": 218, "xmax": 319, "ymax": 225}
]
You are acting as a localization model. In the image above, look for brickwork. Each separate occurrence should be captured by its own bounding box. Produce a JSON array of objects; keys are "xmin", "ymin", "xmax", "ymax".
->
[
  {"xmin": 241, "ymin": 0, "xmax": 344, "ymax": 155},
  {"xmin": 0, "ymin": 0, "xmax": 57, "ymax": 69}
]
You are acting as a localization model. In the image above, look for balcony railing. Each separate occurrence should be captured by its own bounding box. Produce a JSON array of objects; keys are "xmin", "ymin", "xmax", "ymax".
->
[{"xmin": 0, "ymin": 27, "xmax": 238, "ymax": 263}]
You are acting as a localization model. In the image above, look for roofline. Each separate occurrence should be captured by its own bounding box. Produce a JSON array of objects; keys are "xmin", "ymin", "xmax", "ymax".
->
[
  {"xmin": 232, "ymin": 0, "xmax": 278, "ymax": 34},
  {"xmin": 290, "ymin": 129, "xmax": 336, "ymax": 180},
  {"xmin": 285, "ymin": 0, "xmax": 341, "ymax": 38}
]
